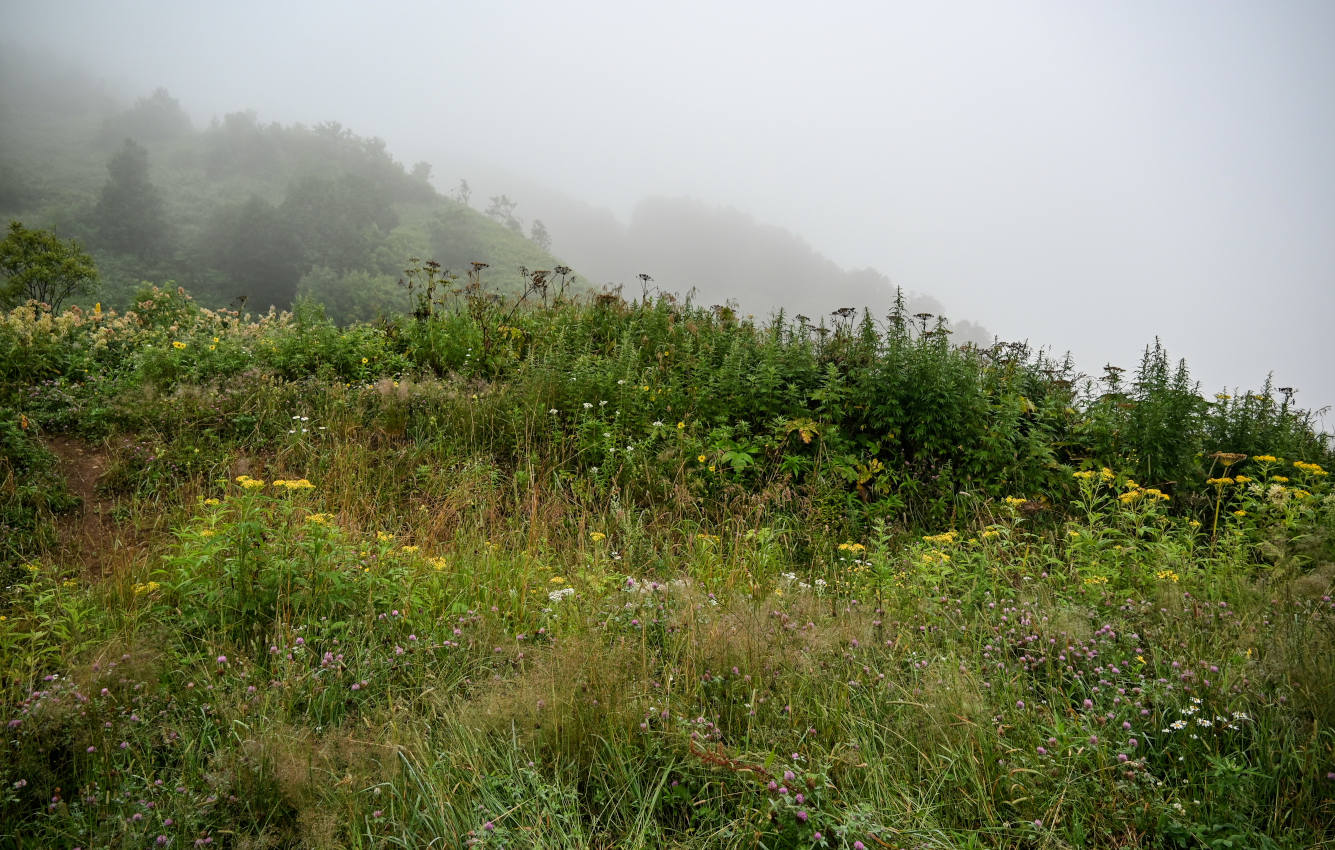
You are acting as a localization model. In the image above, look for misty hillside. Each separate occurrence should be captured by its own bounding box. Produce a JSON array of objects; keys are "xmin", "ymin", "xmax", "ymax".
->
[
  {"xmin": 0, "ymin": 54, "xmax": 566, "ymax": 320},
  {"xmin": 435, "ymin": 161, "xmax": 993, "ymax": 343},
  {"xmin": 3, "ymin": 53, "xmax": 994, "ymax": 344}
]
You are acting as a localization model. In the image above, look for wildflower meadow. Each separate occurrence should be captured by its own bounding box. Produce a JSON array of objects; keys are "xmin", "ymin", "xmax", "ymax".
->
[{"xmin": 1, "ymin": 280, "xmax": 1332, "ymax": 848}]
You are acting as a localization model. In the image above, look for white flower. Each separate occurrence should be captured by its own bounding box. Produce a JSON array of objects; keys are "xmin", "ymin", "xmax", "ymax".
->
[
  {"xmin": 583, "ymin": 402, "xmax": 593, "ymax": 409},
  {"xmin": 548, "ymin": 587, "xmax": 575, "ymax": 603},
  {"xmin": 652, "ymin": 420, "xmax": 664, "ymax": 427},
  {"xmin": 549, "ymin": 408, "xmax": 558, "ymax": 414}
]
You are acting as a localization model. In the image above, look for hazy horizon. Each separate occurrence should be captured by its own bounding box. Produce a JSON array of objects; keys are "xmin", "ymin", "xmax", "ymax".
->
[{"xmin": 5, "ymin": 0, "xmax": 1334, "ymax": 424}]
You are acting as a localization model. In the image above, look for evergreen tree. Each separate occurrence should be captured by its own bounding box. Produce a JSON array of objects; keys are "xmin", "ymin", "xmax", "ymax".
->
[{"xmin": 95, "ymin": 139, "xmax": 167, "ymax": 258}]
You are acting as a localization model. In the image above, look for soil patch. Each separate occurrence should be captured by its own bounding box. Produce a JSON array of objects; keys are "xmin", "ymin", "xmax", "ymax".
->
[{"xmin": 45, "ymin": 436, "xmax": 145, "ymax": 577}]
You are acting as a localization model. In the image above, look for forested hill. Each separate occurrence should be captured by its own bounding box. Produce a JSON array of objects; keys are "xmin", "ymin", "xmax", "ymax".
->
[{"xmin": 0, "ymin": 55, "xmax": 566, "ymax": 320}]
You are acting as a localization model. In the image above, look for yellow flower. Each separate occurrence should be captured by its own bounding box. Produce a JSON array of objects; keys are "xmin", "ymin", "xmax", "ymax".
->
[
  {"xmin": 172, "ymin": 341, "xmax": 187, "ymax": 350},
  {"xmin": 1232, "ymin": 475, "xmax": 1251, "ymax": 484},
  {"xmin": 306, "ymin": 513, "xmax": 333, "ymax": 525},
  {"xmin": 1004, "ymin": 496, "xmax": 1027, "ymax": 507},
  {"xmin": 549, "ymin": 576, "xmax": 566, "ymax": 584},
  {"xmin": 1271, "ymin": 475, "xmax": 1289, "ymax": 483},
  {"xmin": 199, "ymin": 530, "xmax": 215, "ymax": 538},
  {"xmin": 1253, "ymin": 455, "xmax": 1278, "ymax": 463},
  {"xmin": 1072, "ymin": 469, "xmax": 1096, "ymax": 480},
  {"xmin": 921, "ymin": 531, "xmax": 958, "ymax": 545},
  {"xmin": 401, "ymin": 545, "xmax": 420, "ymax": 553},
  {"xmin": 376, "ymin": 531, "xmax": 395, "ymax": 542},
  {"xmin": 1294, "ymin": 461, "xmax": 1328, "ymax": 476},
  {"xmin": 697, "ymin": 454, "xmax": 707, "ymax": 463},
  {"xmin": 361, "ymin": 357, "xmax": 369, "ymax": 364},
  {"xmin": 838, "ymin": 542, "xmax": 867, "ymax": 552},
  {"xmin": 1207, "ymin": 477, "xmax": 1234, "ymax": 486},
  {"xmin": 696, "ymin": 533, "xmax": 720, "ymax": 544},
  {"xmin": 1136, "ymin": 655, "xmax": 1146, "ymax": 665},
  {"xmin": 676, "ymin": 421, "xmax": 685, "ymax": 430},
  {"xmin": 1156, "ymin": 569, "xmax": 1180, "ymax": 582},
  {"xmin": 590, "ymin": 531, "xmax": 606, "ymax": 542},
  {"xmin": 708, "ymin": 464, "xmax": 716, "ymax": 472},
  {"xmin": 1232, "ymin": 510, "xmax": 1247, "ymax": 517},
  {"xmin": 430, "ymin": 557, "xmax": 448, "ymax": 570},
  {"xmin": 1083, "ymin": 575, "xmax": 1109, "ymax": 585},
  {"xmin": 208, "ymin": 344, "xmax": 216, "ymax": 351},
  {"xmin": 132, "ymin": 581, "xmax": 160, "ymax": 595},
  {"xmin": 203, "ymin": 498, "xmax": 221, "ymax": 506},
  {"xmin": 235, "ymin": 475, "xmax": 265, "ymax": 489}
]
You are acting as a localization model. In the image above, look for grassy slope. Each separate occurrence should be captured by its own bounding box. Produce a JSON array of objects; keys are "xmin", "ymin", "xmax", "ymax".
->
[{"xmin": 1, "ymin": 291, "xmax": 1332, "ymax": 849}]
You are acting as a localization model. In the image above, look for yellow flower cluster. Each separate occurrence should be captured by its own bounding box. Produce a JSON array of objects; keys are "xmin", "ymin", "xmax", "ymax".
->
[
  {"xmin": 1083, "ymin": 575, "xmax": 1110, "ymax": 585},
  {"xmin": 132, "ymin": 581, "xmax": 161, "ymax": 595},
  {"xmin": 838, "ymin": 541, "xmax": 867, "ymax": 552},
  {"xmin": 1206, "ymin": 477, "xmax": 1234, "ymax": 487},
  {"xmin": 982, "ymin": 527, "xmax": 1003, "ymax": 540},
  {"xmin": 590, "ymin": 531, "xmax": 606, "ymax": 542},
  {"xmin": 235, "ymin": 475, "xmax": 266, "ymax": 489},
  {"xmin": 1072, "ymin": 467, "xmax": 1114, "ymax": 482},
  {"xmin": 305, "ymin": 513, "xmax": 333, "ymax": 525},
  {"xmin": 696, "ymin": 533, "xmax": 720, "ymax": 544},
  {"xmin": 203, "ymin": 498, "xmax": 221, "ymax": 506},
  {"xmin": 1253, "ymin": 455, "xmax": 1279, "ymax": 463},
  {"xmin": 376, "ymin": 531, "xmax": 395, "ymax": 542},
  {"xmin": 1004, "ymin": 496, "xmax": 1027, "ymax": 507},
  {"xmin": 920, "ymin": 550, "xmax": 950, "ymax": 566},
  {"xmin": 172, "ymin": 341, "xmax": 187, "ymax": 350},
  {"xmin": 921, "ymin": 531, "xmax": 959, "ymax": 545},
  {"xmin": 1119, "ymin": 486, "xmax": 1170, "ymax": 504},
  {"xmin": 1156, "ymin": 569, "xmax": 1180, "ymax": 583},
  {"xmin": 1294, "ymin": 461, "xmax": 1328, "ymax": 476},
  {"xmin": 272, "ymin": 478, "xmax": 315, "ymax": 490}
]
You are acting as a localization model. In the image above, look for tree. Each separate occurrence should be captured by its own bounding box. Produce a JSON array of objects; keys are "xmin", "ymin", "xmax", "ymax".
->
[
  {"xmin": 199, "ymin": 196, "xmax": 302, "ymax": 310},
  {"xmin": 454, "ymin": 179, "xmax": 471, "ymax": 207},
  {"xmin": 0, "ymin": 220, "xmax": 100, "ymax": 310},
  {"xmin": 280, "ymin": 173, "xmax": 398, "ymax": 272},
  {"xmin": 530, "ymin": 219, "xmax": 552, "ymax": 252},
  {"xmin": 95, "ymin": 139, "xmax": 168, "ymax": 258},
  {"xmin": 99, "ymin": 87, "xmax": 192, "ymax": 147},
  {"xmin": 485, "ymin": 194, "xmax": 522, "ymax": 233}
]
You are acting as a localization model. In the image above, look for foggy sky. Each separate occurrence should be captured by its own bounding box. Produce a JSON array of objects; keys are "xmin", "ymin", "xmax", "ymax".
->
[{"xmin": 7, "ymin": 0, "xmax": 1335, "ymax": 424}]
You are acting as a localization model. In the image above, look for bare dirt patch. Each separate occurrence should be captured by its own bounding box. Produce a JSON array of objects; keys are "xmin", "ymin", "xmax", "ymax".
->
[{"xmin": 45, "ymin": 436, "xmax": 146, "ymax": 577}]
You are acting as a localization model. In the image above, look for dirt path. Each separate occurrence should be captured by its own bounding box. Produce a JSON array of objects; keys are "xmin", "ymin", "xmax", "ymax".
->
[{"xmin": 44, "ymin": 436, "xmax": 140, "ymax": 577}]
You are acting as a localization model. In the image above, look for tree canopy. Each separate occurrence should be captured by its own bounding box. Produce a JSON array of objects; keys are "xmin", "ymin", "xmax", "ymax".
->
[{"xmin": 0, "ymin": 220, "xmax": 100, "ymax": 310}]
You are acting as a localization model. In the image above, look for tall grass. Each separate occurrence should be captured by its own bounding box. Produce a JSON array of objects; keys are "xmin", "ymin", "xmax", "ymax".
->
[{"xmin": 1, "ymin": 280, "xmax": 1332, "ymax": 848}]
